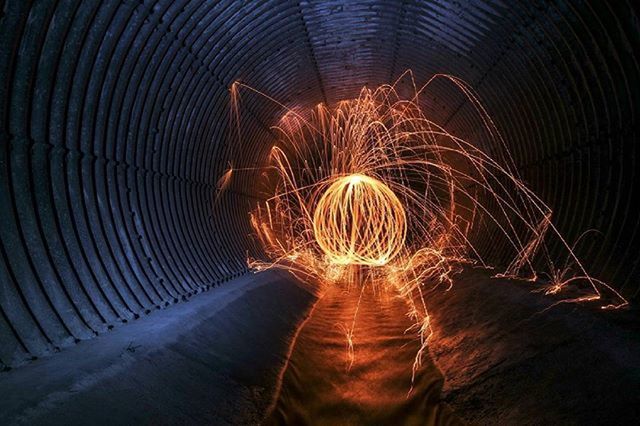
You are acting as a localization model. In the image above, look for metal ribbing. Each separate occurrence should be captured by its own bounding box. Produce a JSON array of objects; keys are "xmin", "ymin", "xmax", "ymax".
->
[{"xmin": 0, "ymin": 0, "xmax": 638, "ymax": 368}]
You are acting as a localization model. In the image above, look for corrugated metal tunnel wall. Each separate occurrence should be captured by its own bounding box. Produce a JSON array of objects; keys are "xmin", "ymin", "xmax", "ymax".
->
[{"xmin": 0, "ymin": 0, "xmax": 638, "ymax": 368}]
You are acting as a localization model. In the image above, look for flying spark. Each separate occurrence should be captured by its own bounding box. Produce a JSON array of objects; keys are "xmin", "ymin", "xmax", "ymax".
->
[{"xmin": 228, "ymin": 70, "xmax": 628, "ymax": 383}]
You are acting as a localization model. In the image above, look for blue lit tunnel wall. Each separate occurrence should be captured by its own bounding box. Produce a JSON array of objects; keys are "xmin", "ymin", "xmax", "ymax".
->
[{"xmin": 0, "ymin": 1, "xmax": 638, "ymax": 368}]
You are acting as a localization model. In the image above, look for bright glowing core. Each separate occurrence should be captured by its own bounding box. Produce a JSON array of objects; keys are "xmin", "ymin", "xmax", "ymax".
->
[{"xmin": 312, "ymin": 174, "xmax": 407, "ymax": 266}]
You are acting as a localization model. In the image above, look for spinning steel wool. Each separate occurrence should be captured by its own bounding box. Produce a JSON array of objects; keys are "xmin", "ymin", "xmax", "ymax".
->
[
  {"xmin": 229, "ymin": 71, "xmax": 628, "ymax": 379},
  {"xmin": 312, "ymin": 174, "xmax": 407, "ymax": 267}
]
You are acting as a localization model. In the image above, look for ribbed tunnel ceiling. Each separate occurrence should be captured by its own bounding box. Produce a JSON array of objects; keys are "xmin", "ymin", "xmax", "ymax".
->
[{"xmin": 0, "ymin": 0, "xmax": 638, "ymax": 368}]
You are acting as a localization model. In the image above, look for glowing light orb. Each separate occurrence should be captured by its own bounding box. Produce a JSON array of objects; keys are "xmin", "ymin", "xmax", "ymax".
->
[{"xmin": 312, "ymin": 174, "xmax": 407, "ymax": 266}]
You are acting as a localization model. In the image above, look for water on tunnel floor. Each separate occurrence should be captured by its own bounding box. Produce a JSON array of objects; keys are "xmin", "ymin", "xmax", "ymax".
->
[{"xmin": 266, "ymin": 282, "xmax": 461, "ymax": 425}]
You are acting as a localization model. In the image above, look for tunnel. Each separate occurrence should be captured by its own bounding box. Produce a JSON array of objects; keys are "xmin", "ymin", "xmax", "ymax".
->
[{"xmin": 1, "ymin": 0, "xmax": 639, "ymax": 424}]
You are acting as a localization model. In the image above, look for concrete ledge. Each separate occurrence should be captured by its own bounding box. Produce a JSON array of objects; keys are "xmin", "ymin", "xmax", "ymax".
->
[
  {"xmin": 0, "ymin": 271, "xmax": 315, "ymax": 425},
  {"xmin": 427, "ymin": 269, "xmax": 640, "ymax": 425}
]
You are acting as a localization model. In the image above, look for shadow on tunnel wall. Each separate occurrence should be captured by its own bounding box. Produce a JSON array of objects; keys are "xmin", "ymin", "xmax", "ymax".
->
[{"xmin": 0, "ymin": 0, "xmax": 639, "ymax": 370}]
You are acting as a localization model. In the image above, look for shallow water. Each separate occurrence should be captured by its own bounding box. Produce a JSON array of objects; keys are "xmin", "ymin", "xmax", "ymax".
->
[{"xmin": 266, "ymin": 284, "xmax": 461, "ymax": 425}]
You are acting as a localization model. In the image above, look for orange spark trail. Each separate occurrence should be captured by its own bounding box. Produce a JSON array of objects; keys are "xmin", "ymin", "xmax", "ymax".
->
[{"xmin": 229, "ymin": 70, "xmax": 628, "ymax": 385}]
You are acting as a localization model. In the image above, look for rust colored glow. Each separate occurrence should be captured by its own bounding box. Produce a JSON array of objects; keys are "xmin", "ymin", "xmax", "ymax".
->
[
  {"xmin": 228, "ymin": 71, "xmax": 628, "ymax": 384},
  {"xmin": 313, "ymin": 174, "xmax": 406, "ymax": 267},
  {"xmin": 213, "ymin": 165, "xmax": 233, "ymax": 205}
]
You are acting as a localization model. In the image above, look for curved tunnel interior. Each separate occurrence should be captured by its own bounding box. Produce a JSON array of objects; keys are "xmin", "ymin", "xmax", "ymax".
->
[{"xmin": 1, "ymin": 1, "xmax": 639, "ymax": 424}]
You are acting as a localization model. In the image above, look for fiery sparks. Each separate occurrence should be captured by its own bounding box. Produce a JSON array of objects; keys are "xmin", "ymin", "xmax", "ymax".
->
[
  {"xmin": 313, "ymin": 174, "xmax": 407, "ymax": 267},
  {"xmin": 228, "ymin": 70, "xmax": 628, "ymax": 382}
]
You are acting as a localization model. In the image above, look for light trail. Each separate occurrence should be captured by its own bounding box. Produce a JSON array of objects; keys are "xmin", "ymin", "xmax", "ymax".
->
[
  {"xmin": 313, "ymin": 174, "xmax": 406, "ymax": 267},
  {"xmin": 226, "ymin": 70, "xmax": 628, "ymax": 384}
]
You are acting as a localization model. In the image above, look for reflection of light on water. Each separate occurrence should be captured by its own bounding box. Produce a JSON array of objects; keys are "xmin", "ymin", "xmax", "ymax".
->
[
  {"xmin": 229, "ymin": 70, "xmax": 627, "ymax": 387},
  {"xmin": 266, "ymin": 283, "xmax": 459, "ymax": 424}
]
